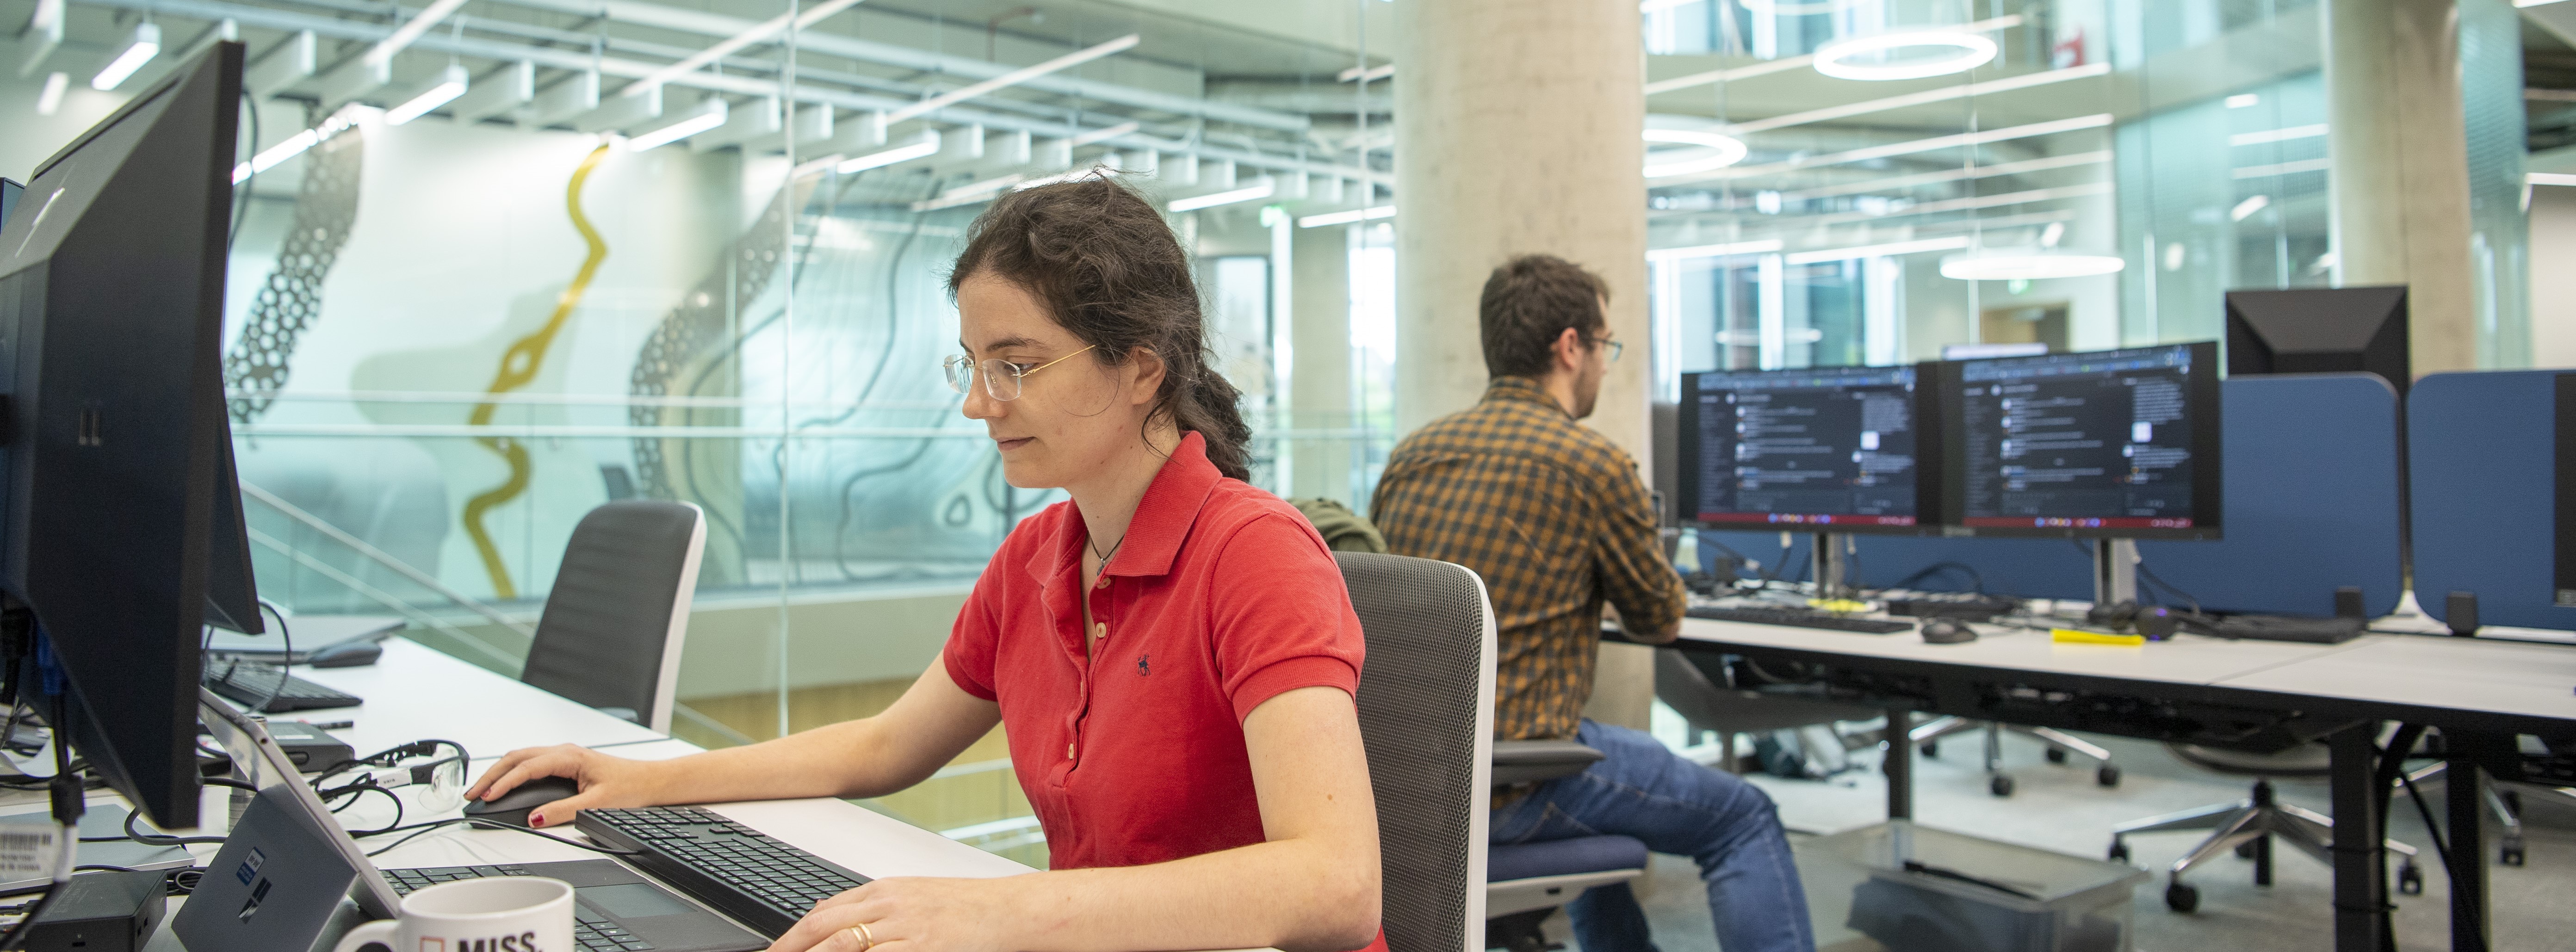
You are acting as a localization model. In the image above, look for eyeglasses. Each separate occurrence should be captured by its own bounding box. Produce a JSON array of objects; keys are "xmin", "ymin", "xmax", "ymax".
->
[
  {"xmin": 315, "ymin": 740, "xmax": 470, "ymax": 814},
  {"xmin": 1592, "ymin": 336, "xmax": 1625, "ymax": 364},
  {"xmin": 943, "ymin": 344, "xmax": 1097, "ymax": 401}
]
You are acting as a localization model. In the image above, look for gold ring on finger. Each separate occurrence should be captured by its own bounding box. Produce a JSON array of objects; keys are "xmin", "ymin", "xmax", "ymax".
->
[{"xmin": 844, "ymin": 922, "xmax": 874, "ymax": 952}]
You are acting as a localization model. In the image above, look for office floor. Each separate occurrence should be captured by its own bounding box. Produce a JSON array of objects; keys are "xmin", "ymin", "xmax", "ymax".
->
[{"xmin": 1543, "ymin": 730, "xmax": 2576, "ymax": 952}]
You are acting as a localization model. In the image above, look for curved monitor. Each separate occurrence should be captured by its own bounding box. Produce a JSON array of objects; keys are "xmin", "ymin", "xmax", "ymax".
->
[
  {"xmin": 1676, "ymin": 364, "xmax": 1940, "ymax": 535},
  {"xmin": 1937, "ymin": 341, "xmax": 2223, "ymax": 540}
]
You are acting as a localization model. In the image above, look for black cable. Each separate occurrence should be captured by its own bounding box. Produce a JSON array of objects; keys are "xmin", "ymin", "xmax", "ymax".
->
[
  {"xmin": 228, "ymin": 87, "xmax": 259, "ymax": 251},
  {"xmin": 354, "ymin": 818, "xmax": 639, "ymax": 858},
  {"xmin": 2395, "ymin": 768, "xmax": 2454, "ymax": 881},
  {"xmin": 1889, "ymin": 562, "xmax": 1988, "ymax": 594},
  {"xmin": 119, "ymin": 810, "xmax": 225, "ymax": 847},
  {"xmin": 250, "ymin": 602, "xmax": 292, "ymax": 715}
]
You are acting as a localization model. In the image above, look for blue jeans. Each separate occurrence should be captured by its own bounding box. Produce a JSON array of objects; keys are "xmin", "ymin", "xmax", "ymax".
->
[{"xmin": 1491, "ymin": 720, "xmax": 1814, "ymax": 952}]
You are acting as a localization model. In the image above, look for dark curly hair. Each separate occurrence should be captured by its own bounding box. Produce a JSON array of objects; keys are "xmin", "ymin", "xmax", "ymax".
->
[
  {"xmin": 947, "ymin": 176, "xmax": 1254, "ymax": 481},
  {"xmin": 1481, "ymin": 254, "xmax": 1611, "ymax": 379}
]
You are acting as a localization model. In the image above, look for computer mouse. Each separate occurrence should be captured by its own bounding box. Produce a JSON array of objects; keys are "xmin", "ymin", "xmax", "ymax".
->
[
  {"xmin": 1920, "ymin": 620, "xmax": 1978, "ymax": 644},
  {"xmin": 464, "ymin": 775, "xmax": 582, "ymax": 828},
  {"xmin": 307, "ymin": 641, "xmax": 382, "ymax": 668}
]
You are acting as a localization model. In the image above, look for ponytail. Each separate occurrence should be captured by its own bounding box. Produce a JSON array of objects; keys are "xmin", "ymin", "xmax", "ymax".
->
[{"xmin": 947, "ymin": 176, "xmax": 1256, "ymax": 480}]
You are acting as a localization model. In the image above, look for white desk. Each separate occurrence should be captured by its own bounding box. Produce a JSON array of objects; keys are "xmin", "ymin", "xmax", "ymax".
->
[
  {"xmin": 2218, "ymin": 633, "xmax": 2576, "ymax": 724},
  {"xmin": 291, "ymin": 637, "xmax": 665, "ymax": 760}
]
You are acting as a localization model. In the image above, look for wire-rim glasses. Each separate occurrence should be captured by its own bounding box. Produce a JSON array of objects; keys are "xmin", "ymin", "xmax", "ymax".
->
[{"xmin": 943, "ymin": 344, "xmax": 1098, "ymax": 401}]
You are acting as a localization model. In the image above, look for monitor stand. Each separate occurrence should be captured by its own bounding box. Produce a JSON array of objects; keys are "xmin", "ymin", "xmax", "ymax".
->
[
  {"xmin": 2092, "ymin": 538, "xmax": 2139, "ymax": 606},
  {"xmin": 1812, "ymin": 532, "xmax": 1854, "ymax": 600}
]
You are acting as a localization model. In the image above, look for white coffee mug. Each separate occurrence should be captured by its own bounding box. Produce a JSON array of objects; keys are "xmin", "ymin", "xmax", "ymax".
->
[{"xmin": 331, "ymin": 876, "xmax": 576, "ymax": 952}]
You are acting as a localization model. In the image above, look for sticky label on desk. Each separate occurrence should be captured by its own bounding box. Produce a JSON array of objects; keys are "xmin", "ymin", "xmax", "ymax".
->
[
  {"xmin": 0, "ymin": 821, "xmax": 64, "ymax": 879},
  {"xmin": 2051, "ymin": 628, "xmax": 2145, "ymax": 646}
]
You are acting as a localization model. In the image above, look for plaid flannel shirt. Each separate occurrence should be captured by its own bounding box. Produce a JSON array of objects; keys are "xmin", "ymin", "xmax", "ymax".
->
[{"xmin": 1369, "ymin": 376, "xmax": 1686, "ymax": 742}]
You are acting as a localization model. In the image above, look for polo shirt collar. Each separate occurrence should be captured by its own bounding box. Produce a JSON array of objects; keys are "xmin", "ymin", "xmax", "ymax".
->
[
  {"xmin": 1485, "ymin": 375, "xmax": 1571, "ymax": 417},
  {"xmin": 1026, "ymin": 431, "xmax": 1223, "ymax": 586}
]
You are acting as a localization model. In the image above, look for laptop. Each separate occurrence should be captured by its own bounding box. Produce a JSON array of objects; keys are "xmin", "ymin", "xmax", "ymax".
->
[
  {"xmin": 177, "ymin": 691, "xmax": 765, "ymax": 952},
  {"xmin": 203, "ymin": 615, "xmax": 404, "ymax": 663}
]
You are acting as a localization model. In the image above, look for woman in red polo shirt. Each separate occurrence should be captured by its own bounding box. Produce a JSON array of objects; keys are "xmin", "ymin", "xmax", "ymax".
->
[{"xmin": 469, "ymin": 178, "xmax": 1384, "ymax": 952}]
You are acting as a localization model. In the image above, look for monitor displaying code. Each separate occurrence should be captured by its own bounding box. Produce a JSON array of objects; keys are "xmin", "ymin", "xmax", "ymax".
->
[
  {"xmin": 1954, "ymin": 344, "xmax": 2201, "ymax": 530},
  {"xmin": 1683, "ymin": 365, "xmax": 1920, "ymax": 528}
]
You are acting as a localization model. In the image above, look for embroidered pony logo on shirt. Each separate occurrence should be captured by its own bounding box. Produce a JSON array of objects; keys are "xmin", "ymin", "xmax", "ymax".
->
[{"xmin": 1136, "ymin": 653, "xmax": 1151, "ymax": 676}]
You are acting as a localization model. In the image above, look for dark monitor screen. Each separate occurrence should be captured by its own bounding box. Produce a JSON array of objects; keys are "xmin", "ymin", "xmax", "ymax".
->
[
  {"xmin": 1940, "ymin": 342, "xmax": 2223, "ymax": 539},
  {"xmin": 1676, "ymin": 364, "xmax": 1936, "ymax": 533},
  {"xmin": 2556, "ymin": 374, "xmax": 2576, "ymax": 609}
]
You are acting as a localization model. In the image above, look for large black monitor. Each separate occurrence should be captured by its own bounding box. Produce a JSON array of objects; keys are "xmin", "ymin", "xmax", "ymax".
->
[
  {"xmin": 1938, "ymin": 342, "xmax": 2222, "ymax": 540},
  {"xmin": 2225, "ymin": 286, "xmax": 2409, "ymax": 396},
  {"xmin": 0, "ymin": 42, "xmax": 253, "ymax": 829},
  {"xmin": 1676, "ymin": 364, "xmax": 1938, "ymax": 534}
]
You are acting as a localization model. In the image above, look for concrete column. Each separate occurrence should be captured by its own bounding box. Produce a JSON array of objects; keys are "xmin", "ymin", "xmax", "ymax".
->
[
  {"xmin": 2326, "ymin": 0, "xmax": 2478, "ymax": 376},
  {"xmin": 1289, "ymin": 224, "xmax": 1355, "ymax": 505},
  {"xmin": 1393, "ymin": 0, "xmax": 1654, "ymax": 731}
]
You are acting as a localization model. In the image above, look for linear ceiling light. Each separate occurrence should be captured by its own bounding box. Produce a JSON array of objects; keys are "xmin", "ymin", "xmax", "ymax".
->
[
  {"xmin": 1734, "ymin": 61, "xmax": 2105, "ymax": 135},
  {"xmin": 1666, "ymin": 113, "xmax": 2112, "ymax": 186},
  {"xmin": 1336, "ymin": 63, "xmax": 1393, "ymax": 83},
  {"xmin": 91, "ymin": 23, "xmax": 161, "ymax": 91},
  {"xmin": 1643, "ymin": 128, "xmax": 1748, "ymax": 178},
  {"xmin": 1784, "ymin": 236, "xmax": 1969, "ymax": 265},
  {"xmin": 628, "ymin": 98, "xmax": 728, "ymax": 151},
  {"xmin": 1298, "ymin": 204, "xmax": 1395, "ymax": 229},
  {"xmin": 385, "ymin": 64, "xmax": 469, "ymax": 125},
  {"xmin": 837, "ymin": 130, "xmax": 940, "ymax": 173},
  {"xmin": 1647, "ymin": 239, "xmax": 1782, "ymax": 261},
  {"xmin": 1940, "ymin": 248, "xmax": 2126, "ymax": 280},
  {"xmin": 1813, "ymin": 30, "xmax": 1997, "ymax": 81},
  {"xmin": 887, "ymin": 34, "xmax": 1140, "ymax": 123},
  {"xmin": 364, "ymin": 0, "xmax": 471, "ymax": 69},
  {"xmin": 1170, "ymin": 179, "xmax": 1275, "ymax": 213},
  {"xmin": 1647, "ymin": 15, "xmax": 2020, "ymax": 95},
  {"xmin": 636, "ymin": 0, "xmax": 868, "ymax": 90},
  {"xmin": 230, "ymin": 105, "xmax": 369, "ymax": 183},
  {"xmin": 18, "ymin": 0, "xmax": 62, "ymax": 80},
  {"xmin": 34, "ymin": 72, "xmax": 67, "ymax": 116}
]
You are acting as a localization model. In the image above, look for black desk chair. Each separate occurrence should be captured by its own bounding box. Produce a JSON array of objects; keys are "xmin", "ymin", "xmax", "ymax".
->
[
  {"xmin": 519, "ymin": 500, "xmax": 706, "ymax": 733},
  {"xmin": 1654, "ymin": 648, "xmax": 1878, "ymax": 776}
]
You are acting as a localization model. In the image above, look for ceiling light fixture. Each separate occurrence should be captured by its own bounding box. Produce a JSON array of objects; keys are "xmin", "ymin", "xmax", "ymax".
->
[
  {"xmin": 1170, "ymin": 179, "xmax": 1275, "ymax": 213},
  {"xmin": 229, "ymin": 105, "xmax": 371, "ymax": 184},
  {"xmin": 837, "ymin": 131, "xmax": 940, "ymax": 174},
  {"xmin": 1813, "ymin": 29, "xmax": 1996, "ymax": 81},
  {"xmin": 35, "ymin": 72, "xmax": 67, "ymax": 116},
  {"xmin": 385, "ymin": 64, "xmax": 468, "ymax": 125},
  {"xmin": 887, "ymin": 34, "xmax": 1141, "ymax": 124},
  {"xmin": 2229, "ymin": 195, "xmax": 2270, "ymax": 222},
  {"xmin": 91, "ymin": 23, "xmax": 161, "ymax": 91},
  {"xmin": 1646, "ymin": 239, "xmax": 1782, "ymax": 261},
  {"xmin": 1298, "ymin": 204, "xmax": 1395, "ymax": 229},
  {"xmin": 364, "ymin": 0, "xmax": 471, "ymax": 69},
  {"xmin": 1939, "ymin": 248, "xmax": 2126, "ymax": 281},
  {"xmin": 1643, "ymin": 128, "xmax": 1748, "ymax": 178},
  {"xmin": 627, "ymin": 98, "xmax": 729, "ymax": 151}
]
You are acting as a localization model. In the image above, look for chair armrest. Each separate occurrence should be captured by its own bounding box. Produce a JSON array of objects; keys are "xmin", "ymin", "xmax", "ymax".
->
[{"xmin": 1492, "ymin": 740, "xmax": 1606, "ymax": 786}]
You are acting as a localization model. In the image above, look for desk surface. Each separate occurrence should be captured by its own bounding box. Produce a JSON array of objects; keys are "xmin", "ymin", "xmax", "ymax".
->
[
  {"xmin": 2218, "ymin": 634, "xmax": 2576, "ymax": 723},
  {"xmin": 1678, "ymin": 616, "xmax": 2358, "ymax": 687},
  {"xmin": 294, "ymin": 637, "xmax": 666, "ymax": 760}
]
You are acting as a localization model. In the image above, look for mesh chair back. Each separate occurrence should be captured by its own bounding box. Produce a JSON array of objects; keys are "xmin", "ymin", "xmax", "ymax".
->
[
  {"xmin": 1337, "ymin": 551, "xmax": 1495, "ymax": 952},
  {"xmin": 520, "ymin": 501, "xmax": 706, "ymax": 733}
]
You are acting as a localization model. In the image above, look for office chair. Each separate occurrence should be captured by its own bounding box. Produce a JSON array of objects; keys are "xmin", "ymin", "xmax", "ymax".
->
[
  {"xmin": 2107, "ymin": 742, "xmax": 2419, "ymax": 912},
  {"xmin": 1912, "ymin": 715, "xmax": 2122, "ymax": 796},
  {"xmin": 1335, "ymin": 551, "xmax": 1648, "ymax": 952},
  {"xmin": 519, "ymin": 500, "xmax": 706, "ymax": 734},
  {"xmin": 1654, "ymin": 649, "xmax": 1878, "ymax": 776}
]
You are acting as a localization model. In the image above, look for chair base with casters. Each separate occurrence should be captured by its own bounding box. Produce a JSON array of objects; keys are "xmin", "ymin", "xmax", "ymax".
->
[
  {"xmin": 1653, "ymin": 649, "xmax": 1878, "ymax": 777},
  {"xmin": 1482, "ymin": 741, "xmax": 1650, "ymax": 952},
  {"xmin": 2109, "ymin": 760, "xmax": 2420, "ymax": 913},
  {"xmin": 1911, "ymin": 715, "xmax": 2121, "ymax": 797},
  {"xmin": 2398, "ymin": 760, "xmax": 2531, "ymax": 865}
]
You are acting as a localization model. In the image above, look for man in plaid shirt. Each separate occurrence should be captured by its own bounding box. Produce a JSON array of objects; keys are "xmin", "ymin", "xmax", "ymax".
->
[{"xmin": 1372, "ymin": 255, "xmax": 1813, "ymax": 952}]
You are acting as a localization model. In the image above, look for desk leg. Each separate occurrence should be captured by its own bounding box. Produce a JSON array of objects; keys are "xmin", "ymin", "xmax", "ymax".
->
[
  {"xmin": 2447, "ymin": 759, "xmax": 2490, "ymax": 952},
  {"xmin": 2330, "ymin": 724, "xmax": 2387, "ymax": 952},
  {"xmin": 1884, "ymin": 709, "xmax": 1912, "ymax": 821}
]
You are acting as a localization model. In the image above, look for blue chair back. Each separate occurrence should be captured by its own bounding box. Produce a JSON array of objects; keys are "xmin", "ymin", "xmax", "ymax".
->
[{"xmin": 2409, "ymin": 369, "xmax": 2576, "ymax": 629}]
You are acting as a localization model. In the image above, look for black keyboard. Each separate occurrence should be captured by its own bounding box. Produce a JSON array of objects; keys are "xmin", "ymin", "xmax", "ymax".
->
[
  {"xmin": 203, "ymin": 658, "xmax": 362, "ymax": 712},
  {"xmin": 1686, "ymin": 606, "xmax": 1914, "ymax": 634},
  {"xmin": 385, "ymin": 864, "xmax": 655, "ymax": 952},
  {"xmin": 2196, "ymin": 614, "xmax": 2366, "ymax": 644},
  {"xmin": 576, "ymin": 807, "xmax": 870, "ymax": 938}
]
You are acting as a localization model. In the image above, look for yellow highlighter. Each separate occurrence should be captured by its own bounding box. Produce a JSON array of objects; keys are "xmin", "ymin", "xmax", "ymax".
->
[{"xmin": 2052, "ymin": 628, "xmax": 2146, "ymax": 646}]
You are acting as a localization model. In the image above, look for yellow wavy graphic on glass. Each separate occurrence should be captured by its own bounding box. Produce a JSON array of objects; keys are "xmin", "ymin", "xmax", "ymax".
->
[{"xmin": 461, "ymin": 143, "xmax": 611, "ymax": 600}]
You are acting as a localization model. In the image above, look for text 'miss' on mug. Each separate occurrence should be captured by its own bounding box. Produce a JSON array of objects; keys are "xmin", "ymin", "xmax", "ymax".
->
[{"xmin": 331, "ymin": 876, "xmax": 575, "ymax": 952}]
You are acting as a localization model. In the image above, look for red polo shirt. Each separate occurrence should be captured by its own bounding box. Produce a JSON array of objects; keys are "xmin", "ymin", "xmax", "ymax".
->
[{"xmin": 943, "ymin": 431, "xmax": 1368, "ymax": 872}]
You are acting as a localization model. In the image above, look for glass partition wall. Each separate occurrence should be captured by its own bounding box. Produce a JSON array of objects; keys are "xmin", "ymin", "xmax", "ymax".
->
[{"xmin": 0, "ymin": 0, "xmax": 1395, "ymax": 868}]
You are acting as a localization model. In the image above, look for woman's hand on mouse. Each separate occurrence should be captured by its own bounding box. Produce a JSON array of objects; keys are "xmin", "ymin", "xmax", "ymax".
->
[
  {"xmin": 465, "ymin": 745, "xmax": 669, "ymax": 828},
  {"xmin": 763, "ymin": 877, "xmax": 1029, "ymax": 952}
]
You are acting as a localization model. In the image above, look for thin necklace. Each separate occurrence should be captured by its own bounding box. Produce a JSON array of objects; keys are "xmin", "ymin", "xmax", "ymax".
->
[{"xmin": 1087, "ymin": 528, "xmax": 1126, "ymax": 565}]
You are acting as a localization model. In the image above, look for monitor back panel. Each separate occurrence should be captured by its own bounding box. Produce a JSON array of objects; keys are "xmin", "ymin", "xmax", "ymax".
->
[
  {"xmin": 2137, "ymin": 373, "xmax": 2403, "ymax": 618},
  {"xmin": 2411, "ymin": 369, "xmax": 2576, "ymax": 630}
]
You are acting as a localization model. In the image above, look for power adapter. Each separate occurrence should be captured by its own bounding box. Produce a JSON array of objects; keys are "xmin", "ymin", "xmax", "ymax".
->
[{"xmin": 19, "ymin": 869, "xmax": 166, "ymax": 952}]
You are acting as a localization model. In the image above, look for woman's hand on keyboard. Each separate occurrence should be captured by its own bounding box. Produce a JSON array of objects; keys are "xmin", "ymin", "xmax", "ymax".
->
[
  {"xmin": 764, "ymin": 877, "xmax": 1020, "ymax": 952},
  {"xmin": 465, "ymin": 744, "xmax": 669, "ymax": 828}
]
